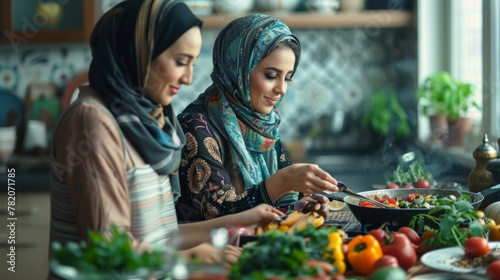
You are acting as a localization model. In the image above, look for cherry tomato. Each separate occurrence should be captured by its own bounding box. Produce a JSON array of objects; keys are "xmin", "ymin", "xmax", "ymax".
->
[
  {"xmin": 373, "ymin": 255, "xmax": 399, "ymax": 270},
  {"xmin": 487, "ymin": 218, "xmax": 496, "ymax": 228},
  {"xmin": 476, "ymin": 210, "xmax": 485, "ymax": 219},
  {"xmin": 414, "ymin": 179, "xmax": 431, "ymax": 188},
  {"xmin": 360, "ymin": 202, "xmax": 375, "ymax": 208},
  {"xmin": 479, "ymin": 218, "xmax": 486, "ymax": 228},
  {"xmin": 386, "ymin": 197, "xmax": 397, "ymax": 204},
  {"xmin": 463, "ymin": 237, "xmax": 490, "ymax": 259},
  {"xmin": 397, "ymin": 226, "xmax": 421, "ymax": 245},
  {"xmin": 369, "ymin": 229, "xmax": 386, "ymax": 244},
  {"xmin": 402, "ymin": 183, "xmax": 413, "ymax": 189},
  {"xmin": 386, "ymin": 183, "xmax": 400, "ymax": 189},
  {"xmin": 486, "ymin": 260, "xmax": 500, "ymax": 280}
]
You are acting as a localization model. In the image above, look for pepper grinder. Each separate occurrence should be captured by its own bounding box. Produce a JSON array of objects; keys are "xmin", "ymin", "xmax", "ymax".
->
[
  {"xmin": 486, "ymin": 137, "xmax": 500, "ymax": 186},
  {"xmin": 468, "ymin": 134, "xmax": 498, "ymax": 192}
]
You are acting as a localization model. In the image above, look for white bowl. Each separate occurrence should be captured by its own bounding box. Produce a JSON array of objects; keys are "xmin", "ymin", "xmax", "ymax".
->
[
  {"xmin": 255, "ymin": 0, "xmax": 300, "ymax": 12},
  {"xmin": 213, "ymin": 0, "xmax": 254, "ymax": 14}
]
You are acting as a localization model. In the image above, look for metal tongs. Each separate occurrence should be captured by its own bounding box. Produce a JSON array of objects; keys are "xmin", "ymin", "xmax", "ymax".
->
[{"xmin": 320, "ymin": 181, "xmax": 392, "ymax": 209}]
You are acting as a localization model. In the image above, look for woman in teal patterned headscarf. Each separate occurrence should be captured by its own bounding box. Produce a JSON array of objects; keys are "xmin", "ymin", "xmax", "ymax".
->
[{"xmin": 176, "ymin": 14, "xmax": 339, "ymax": 222}]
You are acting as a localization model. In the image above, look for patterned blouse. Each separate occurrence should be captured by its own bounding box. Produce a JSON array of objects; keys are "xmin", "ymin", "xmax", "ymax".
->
[{"xmin": 175, "ymin": 107, "xmax": 293, "ymax": 222}]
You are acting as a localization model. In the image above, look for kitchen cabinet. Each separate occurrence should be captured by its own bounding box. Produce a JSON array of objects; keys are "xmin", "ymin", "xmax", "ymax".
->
[
  {"xmin": 199, "ymin": 10, "xmax": 415, "ymax": 29},
  {"xmin": 0, "ymin": 0, "xmax": 100, "ymax": 43},
  {"xmin": 0, "ymin": 191, "xmax": 50, "ymax": 280}
]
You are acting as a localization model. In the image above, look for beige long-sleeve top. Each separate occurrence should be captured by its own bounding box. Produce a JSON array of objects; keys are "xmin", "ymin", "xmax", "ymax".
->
[{"xmin": 49, "ymin": 86, "xmax": 178, "ymax": 263}]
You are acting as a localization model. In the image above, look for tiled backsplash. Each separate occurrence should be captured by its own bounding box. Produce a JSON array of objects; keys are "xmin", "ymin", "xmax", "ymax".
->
[{"xmin": 0, "ymin": 26, "xmax": 417, "ymax": 155}]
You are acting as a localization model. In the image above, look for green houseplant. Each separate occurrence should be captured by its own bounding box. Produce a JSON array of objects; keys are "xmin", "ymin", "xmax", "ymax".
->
[
  {"xmin": 362, "ymin": 90, "xmax": 410, "ymax": 139},
  {"xmin": 417, "ymin": 72, "xmax": 480, "ymax": 146},
  {"xmin": 417, "ymin": 71, "xmax": 479, "ymax": 120}
]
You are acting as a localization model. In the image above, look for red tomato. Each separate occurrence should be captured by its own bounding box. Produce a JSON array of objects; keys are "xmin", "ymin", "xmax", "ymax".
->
[
  {"xmin": 386, "ymin": 197, "xmax": 397, "ymax": 204},
  {"xmin": 402, "ymin": 183, "xmax": 414, "ymax": 189},
  {"xmin": 360, "ymin": 201, "xmax": 375, "ymax": 207},
  {"xmin": 386, "ymin": 183, "xmax": 400, "ymax": 189},
  {"xmin": 397, "ymin": 226, "xmax": 421, "ymax": 245},
  {"xmin": 486, "ymin": 260, "xmax": 500, "ymax": 280},
  {"xmin": 414, "ymin": 179, "xmax": 431, "ymax": 188},
  {"xmin": 463, "ymin": 237, "xmax": 490, "ymax": 258},
  {"xmin": 369, "ymin": 229, "xmax": 386, "ymax": 244},
  {"xmin": 373, "ymin": 255, "xmax": 399, "ymax": 270},
  {"xmin": 380, "ymin": 232, "xmax": 417, "ymax": 270},
  {"xmin": 360, "ymin": 203, "xmax": 375, "ymax": 208}
]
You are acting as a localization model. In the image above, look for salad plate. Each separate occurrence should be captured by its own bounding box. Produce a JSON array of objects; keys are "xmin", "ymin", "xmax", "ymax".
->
[{"xmin": 420, "ymin": 242, "xmax": 500, "ymax": 274}]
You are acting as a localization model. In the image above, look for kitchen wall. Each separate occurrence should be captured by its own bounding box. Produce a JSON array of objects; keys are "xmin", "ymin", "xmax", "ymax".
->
[{"xmin": 0, "ymin": 25, "xmax": 418, "ymax": 158}]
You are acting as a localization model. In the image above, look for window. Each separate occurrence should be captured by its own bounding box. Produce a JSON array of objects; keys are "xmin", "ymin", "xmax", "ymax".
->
[
  {"xmin": 418, "ymin": 0, "xmax": 500, "ymax": 151},
  {"xmin": 483, "ymin": 0, "xmax": 500, "ymax": 143},
  {"xmin": 451, "ymin": 0, "xmax": 482, "ymax": 124}
]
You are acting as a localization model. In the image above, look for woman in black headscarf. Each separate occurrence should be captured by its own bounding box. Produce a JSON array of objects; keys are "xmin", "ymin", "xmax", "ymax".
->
[{"xmin": 48, "ymin": 0, "xmax": 282, "ymax": 275}]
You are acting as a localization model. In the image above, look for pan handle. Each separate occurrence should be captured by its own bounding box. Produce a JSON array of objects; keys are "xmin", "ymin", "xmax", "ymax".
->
[{"xmin": 479, "ymin": 184, "xmax": 500, "ymax": 196}]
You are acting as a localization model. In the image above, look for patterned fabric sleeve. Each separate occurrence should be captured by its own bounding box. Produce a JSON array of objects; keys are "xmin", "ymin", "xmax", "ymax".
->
[{"xmin": 176, "ymin": 111, "xmax": 272, "ymax": 222}]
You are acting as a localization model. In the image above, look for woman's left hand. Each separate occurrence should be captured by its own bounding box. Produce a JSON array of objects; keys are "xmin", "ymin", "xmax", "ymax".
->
[
  {"xmin": 296, "ymin": 194, "xmax": 329, "ymax": 218},
  {"xmin": 235, "ymin": 203, "xmax": 285, "ymax": 226}
]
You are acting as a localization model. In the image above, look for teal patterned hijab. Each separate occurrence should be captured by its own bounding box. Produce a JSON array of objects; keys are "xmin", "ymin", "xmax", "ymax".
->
[{"xmin": 186, "ymin": 14, "xmax": 301, "ymax": 206}]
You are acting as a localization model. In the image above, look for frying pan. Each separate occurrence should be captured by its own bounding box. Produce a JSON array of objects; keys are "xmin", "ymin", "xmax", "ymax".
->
[{"xmin": 322, "ymin": 188, "xmax": 484, "ymax": 229}]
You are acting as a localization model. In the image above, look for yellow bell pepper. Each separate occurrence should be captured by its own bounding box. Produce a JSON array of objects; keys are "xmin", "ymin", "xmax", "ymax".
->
[
  {"xmin": 347, "ymin": 234, "xmax": 383, "ymax": 276},
  {"xmin": 324, "ymin": 231, "xmax": 346, "ymax": 274}
]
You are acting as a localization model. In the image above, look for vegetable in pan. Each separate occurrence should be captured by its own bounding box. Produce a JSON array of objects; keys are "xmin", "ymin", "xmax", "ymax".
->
[{"xmin": 360, "ymin": 192, "xmax": 473, "ymax": 209}]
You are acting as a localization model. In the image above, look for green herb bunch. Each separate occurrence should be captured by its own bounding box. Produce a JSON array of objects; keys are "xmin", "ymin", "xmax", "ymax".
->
[
  {"xmin": 409, "ymin": 195, "xmax": 488, "ymax": 249},
  {"xmin": 388, "ymin": 160, "xmax": 434, "ymax": 186},
  {"xmin": 230, "ymin": 225, "xmax": 339, "ymax": 280},
  {"xmin": 51, "ymin": 225, "xmax": 164, "ymax": 275}
]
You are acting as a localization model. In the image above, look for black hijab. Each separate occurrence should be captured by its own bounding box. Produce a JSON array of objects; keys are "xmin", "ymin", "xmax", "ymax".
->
[{"xmin": 88, "ymin": 0, "xmax": 202, "ymax": 201}]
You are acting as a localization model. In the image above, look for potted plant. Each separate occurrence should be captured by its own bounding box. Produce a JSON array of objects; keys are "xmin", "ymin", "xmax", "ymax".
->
[
  {"xmin": 362, "ymin": 90, "xmax": 410, "ymax": 140},
  {"xmin": 417, "ymin": 72, "xmax": 480, "ymax": 146}
]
